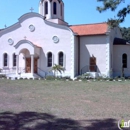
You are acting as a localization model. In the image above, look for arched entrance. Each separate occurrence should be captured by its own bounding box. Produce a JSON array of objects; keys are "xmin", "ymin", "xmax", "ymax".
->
[
  {"xmin": 19, "ymin": 49, "xmax": 38, "ymax": 73},
  {"xmin": 14, "ymin": 40, "xmax": 41, "ymax": 77}
]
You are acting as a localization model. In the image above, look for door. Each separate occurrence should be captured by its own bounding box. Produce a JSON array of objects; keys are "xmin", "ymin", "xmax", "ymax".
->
[
  {"xmin": 26, "ymin": 58, "xmax": 38, "ymax": 73},
  {"xmin": 26, "ymin": 58, "xmax": 31, "ymax": 73},
  {"xmin": 90, "ymin": 57, "xmax": 96, "ymax": 72}
]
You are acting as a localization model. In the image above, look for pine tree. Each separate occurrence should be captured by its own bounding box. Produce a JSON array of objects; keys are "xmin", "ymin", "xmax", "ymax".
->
[{"xmin": 97, "ymin": 0, "xmax": 130, "ymax": 27}]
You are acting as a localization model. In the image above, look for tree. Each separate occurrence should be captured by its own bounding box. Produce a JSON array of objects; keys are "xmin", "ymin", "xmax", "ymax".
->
[
  {"xmin": 120, "ymin": 27, "xmax": 130, "ymax": 40},
  {"xmin": 97, "ymin": 0, "xmax": 130, "ymax": 27},
  {"xmin": 50, "ymin": 64, "xmax": 65, "ymax": 77}
]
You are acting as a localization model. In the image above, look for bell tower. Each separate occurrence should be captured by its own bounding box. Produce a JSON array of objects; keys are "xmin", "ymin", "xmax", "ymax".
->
[{"xmin": 39, "ymin": 0, "xmax": 66, "ymax": 25}]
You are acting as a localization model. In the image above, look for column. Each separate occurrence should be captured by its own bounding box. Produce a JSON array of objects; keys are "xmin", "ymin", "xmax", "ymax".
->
[
  {"xmin": 105, "ymin": 33, "xmax": 111, "ymax": 78},
  {"xmin": 16, "ymin": 55, "xmax": 19, "ymax": 75},
  {"xmin": 31, "ymin": 55, "xmax": 34, "ymax": 75},
  {"xmin": 48, "ymin": 1, "xmax": 52, "ymax": 19}
]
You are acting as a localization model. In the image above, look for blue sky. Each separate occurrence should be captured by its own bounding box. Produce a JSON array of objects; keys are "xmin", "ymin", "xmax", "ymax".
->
[{"xmin": 0, "ymin": 0, "xmax": 129, "ymax": 29}]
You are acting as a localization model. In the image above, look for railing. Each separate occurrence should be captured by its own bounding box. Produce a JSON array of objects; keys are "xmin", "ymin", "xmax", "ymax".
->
[
  {"xmin": 37, "ymin": 67, "xmax": 46, "ymax": 78},
  {"xmin": 81, "ymin": 65, "xmax": 97, "ymax": 75},
  {"xmin": 0, "ymin": 67, "xmax": 25, "ymax": 75}
]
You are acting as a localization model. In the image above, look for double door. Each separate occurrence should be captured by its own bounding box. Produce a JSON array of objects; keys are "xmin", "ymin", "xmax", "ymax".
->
[{"xmin": 26, "ymin": 58, "xmax": 38, "ymax": 73}]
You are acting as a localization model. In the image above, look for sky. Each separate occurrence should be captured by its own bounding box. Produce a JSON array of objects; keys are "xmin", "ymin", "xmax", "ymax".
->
[{"xmin": 0, "ymin": 0, "xmax": 130, "ymax": 29}]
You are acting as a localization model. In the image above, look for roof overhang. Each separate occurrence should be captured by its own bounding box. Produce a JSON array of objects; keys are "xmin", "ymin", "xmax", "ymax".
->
[{"xmin": 113, "ymin": 38, "xmax": 130, "ymax": 45}]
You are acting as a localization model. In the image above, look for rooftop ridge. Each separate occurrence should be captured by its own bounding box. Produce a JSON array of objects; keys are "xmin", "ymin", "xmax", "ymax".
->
[{"xmin": 69, "ymin": 22, "xmax": 107, "ymax": 27}]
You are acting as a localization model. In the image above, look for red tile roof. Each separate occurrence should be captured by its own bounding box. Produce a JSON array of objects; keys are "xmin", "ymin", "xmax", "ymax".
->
[{"xmin": 69, "ymin": 23, "xmax": 108, "ymax": 36}]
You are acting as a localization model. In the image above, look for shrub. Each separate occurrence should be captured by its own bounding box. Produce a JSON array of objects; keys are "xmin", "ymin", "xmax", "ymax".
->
[
  {"xmin": 109, "ymin": 78, "xmax": 113, "ymax": 81},
  {"xmin": 46, "ymin": 76, "xmax": 55, "ymax": 80},
  {"xmin": 120, "ymin": 77, "xmax": 125, "ymax": 81},
  {"xmin": 2, "ymin": 74, "xmax": 6, "ymax": 78},
  {"xmin": 96, "ymin": 76, "xmax": 102, "ymax": 81},
  {"xmin": 114, "ymin": 77, "xmax": 118, "ymax": 81}
]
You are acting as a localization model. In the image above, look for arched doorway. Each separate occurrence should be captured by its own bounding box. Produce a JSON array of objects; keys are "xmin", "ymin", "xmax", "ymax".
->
[
  {"xmin": 14, "ymin": 40, "xmax": 41, "ymax": 76},
  {"xmin": 19, "ymin": 48, "xmax": 38, "ymax": 73}
]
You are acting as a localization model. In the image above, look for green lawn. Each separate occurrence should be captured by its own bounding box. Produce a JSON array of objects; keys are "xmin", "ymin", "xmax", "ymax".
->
[{"xmin": 0, "ymin": 79, "xmax": 130, "ymax": 130}]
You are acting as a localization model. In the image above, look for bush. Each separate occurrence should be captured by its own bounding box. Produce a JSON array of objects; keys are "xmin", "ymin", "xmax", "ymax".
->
[
  {"xmin": 109, "ymin": 78, "xmax": 113, "ymax": 81},
  {"xmin": 120, "ymin": 77, "xmax": 125, "ymax": 81},
  {"xmin": 96, "ymin": 76, "xmax": 103, "ymax": 81},
  {"xmin": 0, "ymin": 74, "xmax": 6, "ymax": 78},
  {"xmin": 46, "ymin": 76, "xmax": 55, "ymax": 80}
]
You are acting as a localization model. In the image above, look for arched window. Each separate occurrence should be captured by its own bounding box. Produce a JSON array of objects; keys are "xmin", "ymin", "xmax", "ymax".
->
[
  {"xmin": 122, "ymin": 53, "xmax": 127, "ymax": 68},
  {"xmin": 53, "ymin": 2, "xmax": 57, "ymax": 15},
  {"xmin": 59, "ymin": 52, "xmax": 63, "ymax": 66},
  {"xmin": 45, "ymin": 1, "xmax": 48, "ymax": 15},
  {"xmin": 13, "ymin": 53, "xmax": 16, "ymax": 67},
  {"xmin": 47, "ymin": 52, "xmax": 52, "ymax": 67},
  {"xmin": 3, "ymin": 53, "xmax": 8, "ymax": 67},
  {"xmin": 61, "ymin": 4, "xmax": 62, "ymax": 16}
]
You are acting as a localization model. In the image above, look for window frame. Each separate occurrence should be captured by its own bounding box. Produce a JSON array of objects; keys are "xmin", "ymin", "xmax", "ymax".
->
[
  {"xmin": 3, "ymin": 53, "xmax": 8, "ymax": 67},
  {"xmin": 47, "ymin": 52, "xmax": 53, "ymax": 67},
  {"xmin": 61, "ymin": 4, "xmax": 62, "ymax": 16},
  {"xmin": 45, "ymin": 1, "xmax": 48, "ymax": 15},
  {"xmin": 53, "ymin": 2, "xmax": 57, "ymax": 15},
  {"xmin": 13, "ymin": 53, "xmax": 16, "ymax": 67},
  {"xmin": 122, "ymin": 53, "xmax": 127, "ymax": 68},
  {"xmin": 58, "ymin": 52, "xmax": 64, "ymax": 67}
]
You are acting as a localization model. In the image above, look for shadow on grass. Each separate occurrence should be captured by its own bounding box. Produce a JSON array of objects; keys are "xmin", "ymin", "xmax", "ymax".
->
[{"xmin": 0, "ymin": 111, "xmax": 118, "ymax": 130}]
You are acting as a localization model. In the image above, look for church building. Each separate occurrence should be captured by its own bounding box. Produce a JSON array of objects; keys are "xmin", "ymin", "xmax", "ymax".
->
[{"xmin": 0, "ymin": 0, "xmax": 129, "ymax": 79}]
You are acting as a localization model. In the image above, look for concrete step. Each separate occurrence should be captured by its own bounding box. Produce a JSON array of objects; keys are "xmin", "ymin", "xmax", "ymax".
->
[{"xmin": 6, "ymin": 73, "xmax": 42, "ymax": 79}]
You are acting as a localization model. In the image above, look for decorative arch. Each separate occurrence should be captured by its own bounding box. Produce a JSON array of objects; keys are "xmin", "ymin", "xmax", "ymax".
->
[
  {"xmin": 14, "ymin": 40, "xmax": 35, "ymax": 49},
  {"xmin": 14, "ymin": 40, "xmax": 35, "ymax": 55}
]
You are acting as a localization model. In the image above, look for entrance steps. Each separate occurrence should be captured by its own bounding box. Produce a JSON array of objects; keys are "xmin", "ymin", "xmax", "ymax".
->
[{"xmin": 6, "ymin": 73, "xmax": 42, "ymax": 79}]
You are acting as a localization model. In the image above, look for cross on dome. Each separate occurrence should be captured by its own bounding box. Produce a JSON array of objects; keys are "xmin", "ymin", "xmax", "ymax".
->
[{"xmin": 30, "ymin": 7, "xmax": 34, "ymax": 12}]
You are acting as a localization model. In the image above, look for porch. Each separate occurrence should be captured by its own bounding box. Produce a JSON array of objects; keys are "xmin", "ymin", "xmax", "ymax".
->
[{"xmin": 1, "ymin": 40, "xmax": 46, "ymax": 79}]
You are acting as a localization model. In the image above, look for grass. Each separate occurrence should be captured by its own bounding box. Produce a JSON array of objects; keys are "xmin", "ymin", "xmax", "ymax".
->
[{"xmin": 0, "ymin": 79, "xmax": 130, "ymax": 129}]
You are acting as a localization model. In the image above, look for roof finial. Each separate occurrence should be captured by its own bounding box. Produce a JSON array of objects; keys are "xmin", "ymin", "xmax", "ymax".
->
[
  {"xmin": 30, "ymin": 7, "xmax": 34, "ymax": 12},
  {"xmin": 24, "ymin": 36, "xmax": 27, "ymax": 40}
]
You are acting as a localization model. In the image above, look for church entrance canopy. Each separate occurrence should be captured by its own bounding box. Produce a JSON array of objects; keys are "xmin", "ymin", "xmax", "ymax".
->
[{"xmin": 14, "ymin": 40, "xmax": 41, "ymax": 76}]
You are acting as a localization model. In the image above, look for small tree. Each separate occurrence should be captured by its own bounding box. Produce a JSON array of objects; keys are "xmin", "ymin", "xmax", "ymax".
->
[{"xmin": 50, "ymin": 64, "xmax": 65, "ymax": 77}]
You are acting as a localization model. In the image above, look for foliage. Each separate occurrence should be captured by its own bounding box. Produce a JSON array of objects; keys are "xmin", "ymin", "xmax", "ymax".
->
[
  {"xmin": 45, "ymin": 76, "xmax": 71, "ymax": 81},
  {"xmin": 120, "ymin": 27, "xmax": 130, "ymax": 40},
  {"xmin": 50, "ymin": 64, "xmax": 65, "ymax": 77},
  {"xmin": 97, "ymin": 0, "xmax": 130, "ymax": 27},
  {"xmin": 77, "ymin": 73, "xmax": 92, "ymax": 80},
  {"xmin": 46, "ymin": 76, "xmax": 55, "ymax": 80},
  {"xmin": 114, "ymin": 76, "xmax": 118, "ymax": 81}
]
